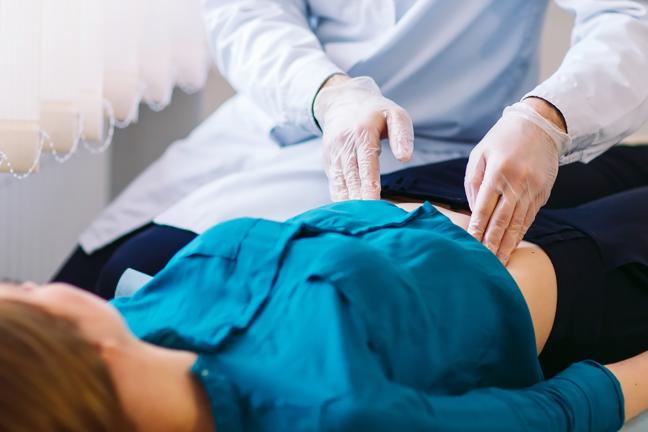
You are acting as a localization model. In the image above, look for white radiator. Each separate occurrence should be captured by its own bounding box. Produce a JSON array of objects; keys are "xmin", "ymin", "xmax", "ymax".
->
[{"xmin": 0, "ymin": 150, "xmax": 110, "ymax": 283}]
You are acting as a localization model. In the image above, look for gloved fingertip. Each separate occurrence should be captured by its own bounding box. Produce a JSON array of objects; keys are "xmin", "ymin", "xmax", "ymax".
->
[
  {"xmin": 387, "ymin": 126, "xmax": 414, "ymax": 162},
  {"xmin": 467, "ymin": 224, "xmax": 485, "ymax": 242},
  {"xmin": 330, "ymin": 190, "xmax": 348, "ymax": 202},
  {"xmin": 361, "ymin": 188, "xmax": 381, "ymax": 200},
  {"xmin": 497, "ymin": 248, "xmax": 511, "ymax": 263},
  {"xmin": 484, "ymin": 242, "xmax": 497, "ymax": 255},
  {"xmin": 349, "ymin": 190, "xmax": 362, "ymax": 200},
  {"xmin": 398, "ymin": 139, "xmax": 414, "ymax": 162},
  {"xmin": 397, "ymin": 150, "xmax": 412, "ymax": 163}
]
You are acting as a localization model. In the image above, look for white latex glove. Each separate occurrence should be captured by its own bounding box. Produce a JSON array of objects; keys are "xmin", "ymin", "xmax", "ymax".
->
[
  {"xmin": 464, "ymin": 100, "xmax": 571, "ymax": 264},
  {"xmin": 314, "ymin": 75, "xmax": 414, "ymax": 201}
]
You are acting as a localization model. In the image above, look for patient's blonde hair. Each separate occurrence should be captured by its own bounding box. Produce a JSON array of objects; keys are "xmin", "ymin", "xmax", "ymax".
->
[{"xmin": 0, "ymin": 300, "xmax": 134, "ymax": 431}]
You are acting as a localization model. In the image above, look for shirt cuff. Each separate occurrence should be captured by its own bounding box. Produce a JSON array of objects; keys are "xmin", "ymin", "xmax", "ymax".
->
[
  {"xmin": 551, "ymin": 360, "xmax": 625, "ymax": 431},
  {"xmin": 524, "ymin": 75, "xmax": 599, "ymax": 164}
]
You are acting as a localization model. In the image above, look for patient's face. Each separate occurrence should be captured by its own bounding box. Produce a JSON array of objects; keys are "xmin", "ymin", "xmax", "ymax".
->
[{"xmin": 0, "ymin": 282, "xmax": 131, "ymax": 346}]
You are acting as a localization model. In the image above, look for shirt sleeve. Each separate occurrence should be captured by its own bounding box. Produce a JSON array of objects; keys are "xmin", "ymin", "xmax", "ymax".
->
[
  {"xmin": 525, "ymin": 0, "xmax": 648, "ymax": 164},
  {"xmin": 203, "ymin": 0, "xmax": 343, "ymax": 138},
  {"xmin": 325, "ymin": 361, "xmax": 625, "ymax": 432}
]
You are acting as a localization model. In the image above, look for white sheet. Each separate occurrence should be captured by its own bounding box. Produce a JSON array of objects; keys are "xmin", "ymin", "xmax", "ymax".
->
[{"xmin": 622, "ymin": 412, "xmax": 648, "ymax": 431}]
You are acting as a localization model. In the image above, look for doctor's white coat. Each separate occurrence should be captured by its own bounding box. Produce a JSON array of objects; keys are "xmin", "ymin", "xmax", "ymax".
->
[{"xmin": 80, "ymin": 0, "xmax": 648, "ymax": 253}]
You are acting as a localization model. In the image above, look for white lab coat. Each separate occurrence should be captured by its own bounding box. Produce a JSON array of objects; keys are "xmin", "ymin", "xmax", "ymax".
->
[{"xmin": 80, "ymin": 0, "xmax": 648, "ymax": 253}]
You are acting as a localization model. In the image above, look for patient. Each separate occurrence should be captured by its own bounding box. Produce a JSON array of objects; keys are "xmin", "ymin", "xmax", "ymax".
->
[{"xmin": 1, "ymin": 189, "xmax": 647, "ymax": 431}]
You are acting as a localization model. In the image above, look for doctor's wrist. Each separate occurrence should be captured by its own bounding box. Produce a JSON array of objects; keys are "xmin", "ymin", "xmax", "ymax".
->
[
  {"xmin": 321, "ymin": 73, "xmax": 351, "ymax": 90},
  {"xmin": 523, "ymin": 97, "xmax": 568, "ymax": 134},
  {"xmin": 504, "ymin": 102, "xmax": 572, "ymax": 156},
  {"xmin": 312, "ymin": 73, "xmax": 350, "ymax": 131}
]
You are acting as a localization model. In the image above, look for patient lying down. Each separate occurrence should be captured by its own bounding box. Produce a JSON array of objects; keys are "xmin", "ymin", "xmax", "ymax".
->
[{"xmin": 0, "ymin": 199, "xmax": 646, "ymax": 432}]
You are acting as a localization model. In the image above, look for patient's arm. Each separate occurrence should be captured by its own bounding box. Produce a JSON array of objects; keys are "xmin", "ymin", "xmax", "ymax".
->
[
  {"xmin": 395, "ymin": 202, "xmax": 557, "ymax": 354},
  {"xmin": 606, "ymin": 351, "xmax": 648, "ymax": 421}
]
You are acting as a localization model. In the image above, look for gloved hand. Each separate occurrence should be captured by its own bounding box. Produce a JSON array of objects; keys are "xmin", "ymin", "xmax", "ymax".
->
[
  {"xmin": 314, "ymin": 75, "xmax": 414, "ymax": 201},
  {"xmin": 464, "ymin": 100, "xmax": 571, "ymax": 264}
]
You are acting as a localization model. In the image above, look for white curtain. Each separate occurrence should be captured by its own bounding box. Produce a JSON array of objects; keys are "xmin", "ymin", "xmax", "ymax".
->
[
  {"xmin": 0, "ymin": 0, "xmax": 43, "ymax": 175},
  {"xmin": 0, "ymin": 0, "xmax": 210, "ymax": 177},
  {"xmin": 103, "ymin": 0, "xmax": 141, "ymax": 126},
  {"xmin": 41, "ymin": 0, "xmax": 83, "ymax": 156},
  {"xmin": 170, "ymin": 0, "xmax": 210, "ymax": 93},
  {"xmin": 78, "ymin": 1, "xmax": 105, "ymax": 144},
  {"xmin": 140, "ymin": 0, "xmax": 174, "ymax": 111}
]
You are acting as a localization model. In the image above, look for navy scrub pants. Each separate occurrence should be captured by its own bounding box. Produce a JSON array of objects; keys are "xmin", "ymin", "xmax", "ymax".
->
[{"xmin": 54, "ymin": 225, "xmax": 198, "ymax": 300}]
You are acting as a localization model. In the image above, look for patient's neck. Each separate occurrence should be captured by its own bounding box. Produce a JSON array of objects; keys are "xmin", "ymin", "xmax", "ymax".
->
[{"xmin": 103, "ymin": 338, "xmax": 215, "ymax": 432}]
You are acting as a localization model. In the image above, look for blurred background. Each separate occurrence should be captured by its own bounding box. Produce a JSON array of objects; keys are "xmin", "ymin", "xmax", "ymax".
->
[{"xmin": 1, "ymin": 3, "xmax": 647, "ymax": 282}]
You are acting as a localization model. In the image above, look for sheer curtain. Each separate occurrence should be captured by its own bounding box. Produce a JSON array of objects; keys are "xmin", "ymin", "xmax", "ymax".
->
[
  {"xmin": 0, "ymin": 0, "xmax": 210, "ymax": 178},
  {"xmin": 0, "ymin": 0, "xmax": 43, "ymax": 176},
  {"xmin": 41, "ymin": 0, "xmax": 83, "ymax": 158}
]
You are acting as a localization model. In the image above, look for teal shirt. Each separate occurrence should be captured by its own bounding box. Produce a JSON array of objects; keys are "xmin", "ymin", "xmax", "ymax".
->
[{"xmin": 112, "ymin": 201, "xmax": 624, "ymax": 432}]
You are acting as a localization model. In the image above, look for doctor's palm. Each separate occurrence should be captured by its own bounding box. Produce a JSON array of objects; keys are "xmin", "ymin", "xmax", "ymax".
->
[{"xmin": 314, "ymin": 76, "xmax": 414, "ymax": 201}]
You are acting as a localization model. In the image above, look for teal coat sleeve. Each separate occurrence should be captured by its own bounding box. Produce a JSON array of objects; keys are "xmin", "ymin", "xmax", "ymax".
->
[{"xmin": 323, "ymin": 361, "xmax": 624, "ymax": 432}]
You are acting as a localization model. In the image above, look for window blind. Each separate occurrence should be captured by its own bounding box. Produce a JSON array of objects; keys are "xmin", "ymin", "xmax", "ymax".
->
[{"xmin": 0, "ymin": 0, "xmax": 210, "ymax": 178}]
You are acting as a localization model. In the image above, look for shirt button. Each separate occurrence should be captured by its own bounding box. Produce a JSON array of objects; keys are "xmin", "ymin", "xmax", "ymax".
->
[{"xmin": 201, "ymin": 369, "xmax": 210, "ymax": 377}]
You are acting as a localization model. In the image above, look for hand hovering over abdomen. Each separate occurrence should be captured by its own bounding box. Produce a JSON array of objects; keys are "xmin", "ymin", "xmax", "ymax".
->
[
  {"xmin": 314, "ymin": 75, "xmax": 414, "ymax": 201},
  {"xmin": 464, "ymin": 98, "xmax": 570, "ymax": 264}
]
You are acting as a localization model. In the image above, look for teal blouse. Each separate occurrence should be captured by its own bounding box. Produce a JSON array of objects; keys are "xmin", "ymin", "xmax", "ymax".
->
[{"xmin": 112, "ymin": 201, "xmax": 624, "ymax": 432}]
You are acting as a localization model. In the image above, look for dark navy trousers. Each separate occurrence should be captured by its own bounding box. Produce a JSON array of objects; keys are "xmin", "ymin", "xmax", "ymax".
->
[{"xmin": 55, "ymin": 224, "xmax": 198, "ymax": 300}]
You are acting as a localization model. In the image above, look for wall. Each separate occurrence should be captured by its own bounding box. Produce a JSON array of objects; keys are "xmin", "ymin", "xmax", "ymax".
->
[
  {"xmin": 0, "ymin": 150, "xmax": 110, "ymax": 282},
  {"xmin": 541, "ymin": 1, "xmax": 575, "ymax": 79},
  {"xmin": 110, "ymin": 71, "xmax": 235, "ymax": 198}
]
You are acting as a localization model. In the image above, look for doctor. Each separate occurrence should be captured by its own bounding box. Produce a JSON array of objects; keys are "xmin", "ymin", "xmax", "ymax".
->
[{"xmin": 56, "ymin": 1, "xmax": 648, "ymax": 291}]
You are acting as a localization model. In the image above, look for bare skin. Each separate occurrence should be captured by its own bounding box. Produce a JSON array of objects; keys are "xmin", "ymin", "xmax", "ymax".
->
[
  {"xmin": 0, "ymin": 201, "xmax": 644, "ymax": 426},
  {"xmin": 607, "ymin": 351, "xmax": 648, "ymax": 420}
]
